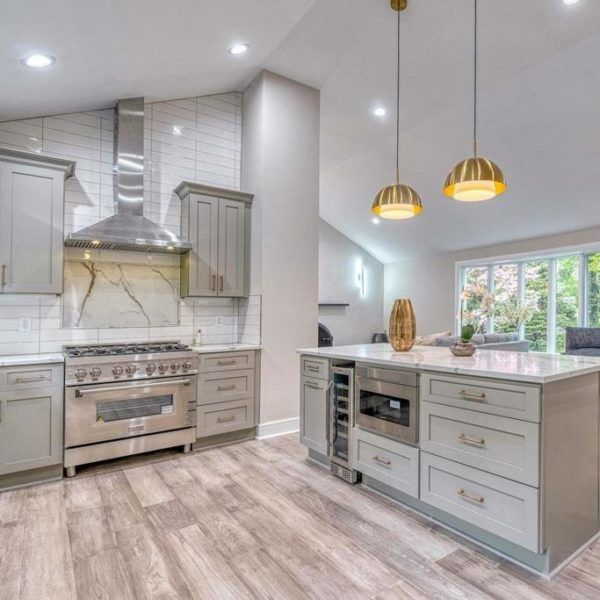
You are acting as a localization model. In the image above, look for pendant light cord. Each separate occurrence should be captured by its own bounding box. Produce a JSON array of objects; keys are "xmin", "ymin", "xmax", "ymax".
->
[
  {"xmin": 473, "ymin": 0, "xmax": 478, "ymax": 157},
  {"xmin": 395, "ymin": 5, "xmax": 401, "ymax": 183}
]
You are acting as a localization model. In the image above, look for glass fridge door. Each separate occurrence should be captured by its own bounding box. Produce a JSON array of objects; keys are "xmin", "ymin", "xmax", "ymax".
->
[{"xmin": 331, "ymin": 368, "xmax": 353, "ymax": 465}]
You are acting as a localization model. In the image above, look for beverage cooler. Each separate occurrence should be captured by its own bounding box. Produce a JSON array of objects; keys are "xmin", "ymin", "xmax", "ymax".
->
[{"xmin": 330, "ymin": 365, "xmax": 360, "ymax": 483}]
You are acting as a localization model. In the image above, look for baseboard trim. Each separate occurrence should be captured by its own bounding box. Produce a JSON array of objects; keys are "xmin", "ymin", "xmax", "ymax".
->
[{"xmin": 257, "ymin": 417, "xmax": 300, "ymax": 439}]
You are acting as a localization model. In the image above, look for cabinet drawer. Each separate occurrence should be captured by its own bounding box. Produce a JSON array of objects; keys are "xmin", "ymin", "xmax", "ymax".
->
[
  {"xmin": 198, "ymin": 369, "xmax": 254, "ymax": 405},
  {"xmin": 352, "ymin": 428, "xmax": 419, "ymax": 497},
  {"xmin": 420, "ymin": 452, "xmax": 539, "ymax": 552},
  {"xmin": 199, "ymin": 351, "xmax": 255, "ymax": 372},
  {"xmin": 196, "ymin": 398, "xmax": 254, "ymax": 438},
  {"xmin": 420, "ymin": 401, "xmax": 540, "ymax": 486},
  {"xmin": 0, "ymin": 364, "xmax": 63, "ymax": 391},
  {"xmin": 421, "ymin": 373, "xmax": 540, "ymax": 422},
  {"xmin": 301, "ymin": 356, "xmax": 329, "ymax": 381}
]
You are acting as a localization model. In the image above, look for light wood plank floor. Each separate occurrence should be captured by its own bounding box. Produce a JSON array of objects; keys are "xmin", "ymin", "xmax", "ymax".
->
[{"xmin": 1, "ymin": 434, "xmax": 600, "ymax": 599}]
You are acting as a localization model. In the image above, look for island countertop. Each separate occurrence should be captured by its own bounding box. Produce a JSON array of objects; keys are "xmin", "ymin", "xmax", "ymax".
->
[{"xmin": 297, "ymin": 343, "xmax": 600, "ymax": 384}]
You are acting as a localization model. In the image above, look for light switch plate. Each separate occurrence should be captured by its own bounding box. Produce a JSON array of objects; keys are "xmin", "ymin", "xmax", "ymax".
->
[{"xmin": 18, "ymin": 317, "xmax": 33, "ymax": 333}]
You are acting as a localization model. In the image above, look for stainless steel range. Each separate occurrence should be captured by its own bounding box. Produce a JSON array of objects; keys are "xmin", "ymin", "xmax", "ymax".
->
[{"xmin": 64, "ymin": 341, "xmax": 198, "ymax": 477}]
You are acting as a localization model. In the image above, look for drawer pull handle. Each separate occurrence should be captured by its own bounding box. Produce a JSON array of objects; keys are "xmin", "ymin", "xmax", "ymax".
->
[
  {"xmin": 1, "ymin": 264, "xmax": 6, "ymax": 288},
  {"xmin": 128, "ymin": 424, "xmax": 144, "ymax": 433},
  {"xmin": 305, "ymin": 382, "xmax": 321, "ymax": 389},
  {"xmin": 217, "ymin": 360, "xmax": 236, "ymax": 366},
  {"xmin": 15, "ymin": 375, "xmax": 49, "ymax": 383},
  {"xmin": 211, "ymin": 274, "xmax": 217, "ymax": 291},
  {"xmin": 373, "ymin": 455, "xmax": 391, "ymax": 467},
  {"xmin": 459, "ymin": 389, "xmax": 486, "ymax": 401},
  {"xmin": 217, "ymin": 415, "xmax": 235, "ymax": 423},
  {"xmin": 457, "ymin": 488, "xmax": 485, "ymax": 504},
  {"xmin": 305, "ymin": 365, "xmax": 320, "ymax": 372},
  {"xmin": 217, "ymin": 384, "xmax": 236, "ymax": 391},
  {"xmin": 457, "ymin": 433, "xmax": 486, "ymax": 447}
]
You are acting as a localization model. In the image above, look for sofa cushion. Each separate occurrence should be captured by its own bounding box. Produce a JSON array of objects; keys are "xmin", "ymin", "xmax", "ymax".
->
[
  {"xmin": 566, "ymin": 327, "xmax": 600, "ymax": 351},
  {"xmin": 565, "ymin": 347, "xmax": 600, "ymax": 357},
  {"xmin": 415, "ymin": 330, "xmax": 452, "ymax": 346},
  {"xmin": 484, "ymin": 332, "xmax": 518, "ymax": 344}
]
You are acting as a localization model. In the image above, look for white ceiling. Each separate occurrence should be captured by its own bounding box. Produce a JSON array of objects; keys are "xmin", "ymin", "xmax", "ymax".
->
[{"xmin": 2, "ymin": 0, "xmax": 600, "ymax": 263}]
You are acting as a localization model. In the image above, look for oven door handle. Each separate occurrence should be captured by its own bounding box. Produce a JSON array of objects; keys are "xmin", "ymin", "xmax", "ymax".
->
[{"xmin": 74, "ymin": 378, "xmax": 192, "ymax": 397}]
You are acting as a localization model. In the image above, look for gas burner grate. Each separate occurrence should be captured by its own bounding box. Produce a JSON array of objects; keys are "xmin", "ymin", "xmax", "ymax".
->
[{"xmin": 64, "ymin": 341, "xmax": 190, "ymax": 358}]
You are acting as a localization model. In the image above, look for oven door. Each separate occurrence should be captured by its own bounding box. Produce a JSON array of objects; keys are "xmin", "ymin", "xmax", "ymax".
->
[
  {"xmin": 355, "ymin": 376, "xmax": 417, "ymax": 444},
  {"xmin": 65, "ymin": 376, "xmax": 196, "ymax": 447}
]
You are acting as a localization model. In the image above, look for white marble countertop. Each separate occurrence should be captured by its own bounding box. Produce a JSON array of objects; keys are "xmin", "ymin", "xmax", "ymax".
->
[
  {"xmin": 190, "ymin": 344, "xmax": 262, "ymax": 354},
  {"xmin": 0, "ymin": 353, "xmax": 65, "ymax": 367},
  {"xmin": 297, "ymin": 343, "xmax": 600, "ymax": 384}
]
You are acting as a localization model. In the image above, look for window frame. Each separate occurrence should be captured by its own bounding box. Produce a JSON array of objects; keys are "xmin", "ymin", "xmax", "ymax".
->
[{"xmin": 455, "ymin": 241, "xmax": 600, "ymax": 354}]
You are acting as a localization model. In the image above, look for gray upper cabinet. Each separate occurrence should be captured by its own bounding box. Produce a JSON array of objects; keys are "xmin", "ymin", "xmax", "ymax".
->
[
  {"xmin": 177, "ymin": 182, "xmax": 252, "ymax": 298},
  {"xmin": 0, "ymin": 149, "xmax": 75, "ymax": 294}
]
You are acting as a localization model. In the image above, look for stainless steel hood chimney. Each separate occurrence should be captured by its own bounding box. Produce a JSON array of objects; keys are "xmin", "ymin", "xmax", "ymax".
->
[{"xmin": 65, "ymin": 97, "xmax": 192, "ymax": 254}]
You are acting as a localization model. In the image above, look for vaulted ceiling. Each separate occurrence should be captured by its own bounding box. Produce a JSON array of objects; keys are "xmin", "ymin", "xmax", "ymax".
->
[{"xmin": 2, "ymin": 0, "xmax": 599, "ymax": 262}]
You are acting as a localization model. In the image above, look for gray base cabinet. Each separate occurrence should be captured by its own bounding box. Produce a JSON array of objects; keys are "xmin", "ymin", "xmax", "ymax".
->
[
  {"xmin": 176, "ymin": 182, "xmax": 252, "ymax": 298},
  {"xmin": 299, "ymin": 356, "xmax": 329, "ymax": 456},
  {"xmin": 0, "ymin": 149, "xmax": 74, "ymax": 294},
  {"xmin": 0, "ymin": 363, "xmax": 64, "ymax": 476},
  {"xmin": 196, "ymin": 350, "xmax": 259, "ymax": 438}
]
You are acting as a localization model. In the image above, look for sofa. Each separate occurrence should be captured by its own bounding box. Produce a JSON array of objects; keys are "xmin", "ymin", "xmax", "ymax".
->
[
  {"xmin": 417, "ymin": 331, "xmax": 529, "ymax": 352},
  {"xmin": 565, "ymin": 327, "xmax": 600, "ymax": 356}
]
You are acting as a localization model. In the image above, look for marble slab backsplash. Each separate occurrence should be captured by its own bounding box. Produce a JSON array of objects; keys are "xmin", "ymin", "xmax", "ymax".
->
[
  {"xmin": 63, "ymin": 258, "xmax": 180, "ymax": 328},
  {"xmin": 0, "ymin": 249, "xmax": 262, "ymax": 355}
]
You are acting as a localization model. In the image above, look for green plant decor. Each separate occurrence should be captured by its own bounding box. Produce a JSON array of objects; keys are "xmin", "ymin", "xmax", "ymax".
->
[{"xmin": 460, "ymin": 324, "xmax": 475, "ymax": 343}]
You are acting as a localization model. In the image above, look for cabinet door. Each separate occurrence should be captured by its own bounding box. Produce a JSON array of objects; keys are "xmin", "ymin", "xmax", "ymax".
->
[
  {"xmin": 0, "ymin": 388, "xmax": 63, "ymax": 475},
  {"xmin": 217, "ymin": 199, "xmax": 246, "ymax": 297},
  {"xmin": 186, "ymin": 194, "xmax": 219, "ymax": 296},
  {"xmin": 300, "ymin": 376, "xmax": 328, "ymax": 455},
  {"xmin": 0, "ymin": 162, "xmax": 64, "ymax": 293}
]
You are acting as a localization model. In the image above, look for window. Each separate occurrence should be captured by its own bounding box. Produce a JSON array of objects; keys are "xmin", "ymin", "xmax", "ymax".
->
[{"xmin": 457, "ymin": 249, "xmax": 596, "ymax": 354}]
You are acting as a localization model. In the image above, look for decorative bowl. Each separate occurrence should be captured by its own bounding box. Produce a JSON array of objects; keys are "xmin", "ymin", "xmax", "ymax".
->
[{"xmin": 450, "ymin": 342, "xmax": 476, "ymax": 357}]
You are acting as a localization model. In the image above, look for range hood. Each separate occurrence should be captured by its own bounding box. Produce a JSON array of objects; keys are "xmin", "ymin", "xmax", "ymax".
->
[{"xmin": 65, "ymin": 97, "xmax": 192, "ymax": 254}]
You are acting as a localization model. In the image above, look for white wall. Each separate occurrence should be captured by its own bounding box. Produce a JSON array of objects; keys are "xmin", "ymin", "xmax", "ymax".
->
[
  {"xmin": 385, "ymin": 224, "xmax": 600, "ymax": 336},
  {"xmin": 242, "ymin": 71, "xmax": 319, "ymax": 434},
  {"xmin": 319, "ymin": 219, "xmax": 383, "ymax": 345}
]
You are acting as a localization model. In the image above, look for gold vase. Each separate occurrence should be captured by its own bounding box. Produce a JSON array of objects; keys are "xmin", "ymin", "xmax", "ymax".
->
[{"xmin": 389, "ymin": 298, "xmax": 416, "ymax": 352}]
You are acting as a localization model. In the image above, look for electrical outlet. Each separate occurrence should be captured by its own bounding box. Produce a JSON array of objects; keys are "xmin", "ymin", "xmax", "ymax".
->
[
  {"xmin": 216, "ymin": 316, "xmax": 224, "ymax": 326},
  {"xmin": 19, "ymin": 317, "xmax": 32, "ymax": 333}
]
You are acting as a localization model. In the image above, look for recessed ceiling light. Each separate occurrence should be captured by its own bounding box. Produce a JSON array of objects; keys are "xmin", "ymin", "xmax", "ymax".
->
[
  {"xmin": 172, "ymin": 126, "xmax": 183, "ymax": 136},
  {"xmin": 372, "ymin": 217, "xmax": 380, "ymax": 224},
  {"xmin": 373, "ymin": 107, "xmax": 386, "ymax": 117},
  {"xmin": 563, "ymin": 0, "xmax": 579, "ymax": 4},
  {"xmin": 229, "ymin": 44, "xmax": 249, "ymax": 55},
  {"xmin": 22, "ymin": 54, "xmax": 55, "ymax": 68}
]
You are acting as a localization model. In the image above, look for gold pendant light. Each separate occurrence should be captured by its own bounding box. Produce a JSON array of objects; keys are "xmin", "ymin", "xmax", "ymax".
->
[
  {"xmin": 372, "ymin": 0, "xmax": 423, "ymax": 220},
  {"xmin": 443, "ymin": 0, "xmax": 507, "ymax": 202}
]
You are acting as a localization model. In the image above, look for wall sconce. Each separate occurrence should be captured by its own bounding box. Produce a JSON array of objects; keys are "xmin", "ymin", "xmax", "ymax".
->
[{"xmin": 356, "ymin": 261, "xmax": 366, "ymax": 297}]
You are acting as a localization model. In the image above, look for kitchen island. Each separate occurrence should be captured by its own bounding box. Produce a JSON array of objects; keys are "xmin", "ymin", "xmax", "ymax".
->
[{"xmin": 298, "ymin": 344, "xmax": 600, "ymax": 576}]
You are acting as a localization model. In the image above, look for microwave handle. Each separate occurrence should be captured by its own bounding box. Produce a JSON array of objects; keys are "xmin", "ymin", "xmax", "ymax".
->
[{"xmin": 75, "ymin": 378, "xmax": 191, "ymax": 397}]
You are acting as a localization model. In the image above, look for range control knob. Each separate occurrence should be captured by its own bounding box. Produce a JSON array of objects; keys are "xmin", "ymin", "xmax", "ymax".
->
[
  {"xmin": 158, "ymin": 363, "xmax": 168, "ymax": 374},
  {"xmin": 182, "ymin": 361, "xmax": 192, "ymax": 371},
  {"xmin": 89, "ymin": 367, "xmax": 102, "ymax": 379},
  {"xmin": 170, "ymin": 362, "xmax": 181, "ymax": 372},
  {"xmin": 125, "ymin": 364, "xmax": 138, "ymax": 376},
  {"xmin": 112, "ymin": 365, "xmax": 124, "ymax": 377},
  {"xmin": 146, "ymin": 363, "xmax": 156, "ymax": 375},
  {"xmin": 75, "ymin": 368, "xmax": 87, "ymax": 380}
]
